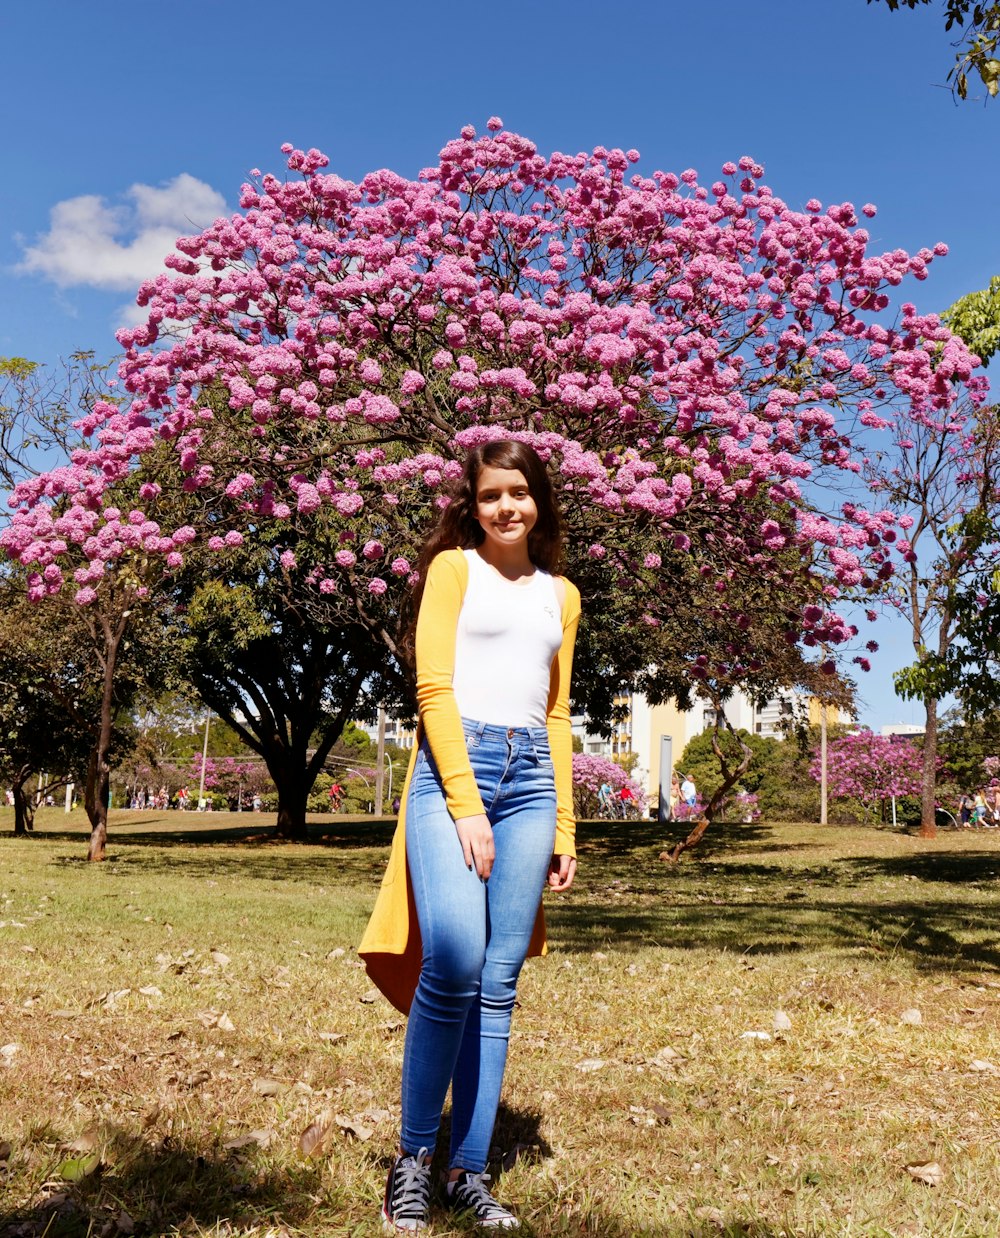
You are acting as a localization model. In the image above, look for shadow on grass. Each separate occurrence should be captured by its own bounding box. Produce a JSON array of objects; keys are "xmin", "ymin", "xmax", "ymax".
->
[
  {"xmin": 0, "ymin": 1125, "xmax": 323, "ymax": 1238},
  {"xmin": 0, "ymin": 1117, "xmax": 788, "ymax": 1238},
  {"xmin": 549, "ymin": 892, "xmax": 1000, "ymax": 972}
]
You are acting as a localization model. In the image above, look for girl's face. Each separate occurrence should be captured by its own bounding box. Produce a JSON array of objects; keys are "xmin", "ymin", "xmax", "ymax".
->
[{"xmin": 474, "ymin": 465, "xmax": 538, "ymax": 553}]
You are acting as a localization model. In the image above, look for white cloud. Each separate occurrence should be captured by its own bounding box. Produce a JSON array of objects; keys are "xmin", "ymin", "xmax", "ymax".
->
[{"xmin": 18, "ymin": 173, "xmax": 228, "ymax": 292}]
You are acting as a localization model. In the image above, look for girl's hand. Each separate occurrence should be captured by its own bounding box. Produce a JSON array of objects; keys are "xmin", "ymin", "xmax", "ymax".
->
[
  {"xmin": 548, "ymin": 854, "xmax": 576, "ymax": 892},
  {"xmin": 454, "ymin": 813, "xmax": 495, "ymax": 879}
]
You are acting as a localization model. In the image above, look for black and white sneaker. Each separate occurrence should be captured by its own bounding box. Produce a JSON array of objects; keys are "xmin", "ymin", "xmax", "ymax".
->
[
  {"xmin": 445, "ymin": 1170, "xmax": 520, "ymax": 1229},
  {"xmin": 382, "ymin": 1147, "xmax": 432, "ymax": 1232}
]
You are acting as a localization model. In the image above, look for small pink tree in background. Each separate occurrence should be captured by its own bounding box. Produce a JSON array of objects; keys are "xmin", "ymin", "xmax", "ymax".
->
[
  {"xmin": 3, "ymin": 120, "xmax": 987, "ymax": 854},
  {"xmin": 810, "ymin": 729, "xmax": 924, "ymax": 823},
  {"xmin": 187, "ymin": 754, "xmax": 274, "ymax": 807},
  {"xmin": 572, "ymin": 753, "xmax": 647, "ymax": 819}
]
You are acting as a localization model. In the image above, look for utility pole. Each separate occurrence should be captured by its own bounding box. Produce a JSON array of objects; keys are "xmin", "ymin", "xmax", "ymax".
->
[
  {"xmin": 375, "ymin": 706, "xmax": 386, "ymax": 815},
  {"xmin": 198, "ymin": 711, "xmax": 211, "ymax": 810},
  {"xmin": 820, "ymin": 700, "xmax": 828, "ymax": 826}
]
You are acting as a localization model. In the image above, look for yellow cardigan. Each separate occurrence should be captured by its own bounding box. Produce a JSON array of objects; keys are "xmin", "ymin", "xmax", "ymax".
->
[{"xmin": 359, "ymin": 548, "xmax": 581, "ymax": 1013}]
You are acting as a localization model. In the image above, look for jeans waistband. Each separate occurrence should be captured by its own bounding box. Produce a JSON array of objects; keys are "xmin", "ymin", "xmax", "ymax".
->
[{"xmin": 461, "ymin": 718, "xmax": 550, "ymax": 744}]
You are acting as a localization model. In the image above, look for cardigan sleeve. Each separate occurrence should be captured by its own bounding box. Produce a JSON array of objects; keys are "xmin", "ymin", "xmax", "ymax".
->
[
  {"xmin": 414, "ymin": 549, "xmax": 487, "ymax": 820},
  {"xmin": 547, "ymin": 578, "xmax": 581, "ymax": 857}
]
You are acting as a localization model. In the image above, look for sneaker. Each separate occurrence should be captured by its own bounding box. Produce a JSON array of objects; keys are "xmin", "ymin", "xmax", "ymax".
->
[
  {"xmin": 445, "ymin": 1169, "xmax": 519, "ymax": 1229},
  {"xmin": 382, "ymin": 1147, "xmax": 432, "ymax": 1232}
]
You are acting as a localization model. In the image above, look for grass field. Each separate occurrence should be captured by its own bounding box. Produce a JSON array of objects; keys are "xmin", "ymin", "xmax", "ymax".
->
[{"xmin": 1, "ymin": 809, "xmax": 998, "ymax": 1237}]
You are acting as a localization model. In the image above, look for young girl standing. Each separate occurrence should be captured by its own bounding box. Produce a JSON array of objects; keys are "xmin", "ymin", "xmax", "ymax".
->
[{"xmin": 360, "ymin": 440, "xmax": 580, "ymax": 1231}]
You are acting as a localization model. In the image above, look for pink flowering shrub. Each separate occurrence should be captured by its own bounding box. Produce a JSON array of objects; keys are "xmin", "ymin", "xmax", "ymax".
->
[
  {"xmin": 2, "ymin": 123, "xmax": 988, "ymax": 714},
  {"xmin": 572, "ymin": 753, "xmax": 647, "ymax": 818},
  {"xmin": 188, "ymin": 755, "xmax": 273, "ymax": 804},
  {"xmin": 810, "ymin": 730, "xmax": 924, "ymax": 821}
]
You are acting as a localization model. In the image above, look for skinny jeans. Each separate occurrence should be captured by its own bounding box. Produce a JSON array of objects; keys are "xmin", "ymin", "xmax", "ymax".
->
[{"xmin": 400, "ymin": 719, "xmax": 556, "ymax": 1172}]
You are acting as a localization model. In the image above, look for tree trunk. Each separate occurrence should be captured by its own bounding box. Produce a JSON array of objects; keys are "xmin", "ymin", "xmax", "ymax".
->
[
  {"xmin": 661, "ymin": 712, "xmax": 754, "ymax": 862},
  {"xmin": 919, "ymin": 696, "xmax": 938, "ymax": 839},
  {"xmin": 84, "ymin": 621, "xmax": 126, "ymax": 862},
  {"xmin": 12, "ymin": 771, "xmax": 34, "ymax": 836},
  {"xmin": 274, "ymin": 773, "xmax": 309, "ymax": 842}
]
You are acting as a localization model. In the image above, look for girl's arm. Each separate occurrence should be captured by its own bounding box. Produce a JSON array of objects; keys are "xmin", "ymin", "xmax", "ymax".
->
[
  {"xmin": 546, "ymin": 577, "xmax": 582, "ymax": 866},
  {"xmin": 414, "ymin": 549, "xmax": 487, "ymax": 822}
]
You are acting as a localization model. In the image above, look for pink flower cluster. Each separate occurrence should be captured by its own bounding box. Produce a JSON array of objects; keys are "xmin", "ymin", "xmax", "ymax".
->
[
  {"xmin": 572, "ymin": 752, "xmax": 647, "ymax": 815},
  {"xmin": 810, "ymin": 729, "xmax": 924, "ymax": 808},
  {"xmin": 2, "ymin": 122, "xmax": 988, "ymax": 674}
]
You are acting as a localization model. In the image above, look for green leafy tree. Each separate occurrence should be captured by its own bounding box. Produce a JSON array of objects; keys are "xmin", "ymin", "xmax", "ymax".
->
[
  {"xmin": 0, "ymin": 585, "xmax": 105, "ymax": 834},
  {"xmin": 868, "ymin": 0, "xmax": 1000, "ymax": 98}
]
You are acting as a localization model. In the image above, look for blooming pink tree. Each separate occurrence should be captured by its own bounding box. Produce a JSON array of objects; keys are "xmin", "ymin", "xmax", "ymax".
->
[
  {"xmin": 2, "ymin": 121, "xmax": 985, "ymax": 848},
  {"xmin": 571, "ymin": 752, "xmax": 647, "ymax": 818},
  {"xmin": 810, "ymin": 729, "xmax": 924, "ymax": 821},
  {"xmin": 187, "ymin": 754, "xmax": 274, "ymax": 807}
]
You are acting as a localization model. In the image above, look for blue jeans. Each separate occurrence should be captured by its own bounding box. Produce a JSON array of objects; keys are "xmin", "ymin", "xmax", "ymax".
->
[{"xmin": 400, "ymin": 719, "xmax": 557, "ymax": 1172}]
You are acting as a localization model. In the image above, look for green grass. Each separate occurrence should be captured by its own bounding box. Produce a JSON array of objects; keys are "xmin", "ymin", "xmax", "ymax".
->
[{"xmin": 1, "ymin": 810, "xmax": 999, "ymax": 1236}]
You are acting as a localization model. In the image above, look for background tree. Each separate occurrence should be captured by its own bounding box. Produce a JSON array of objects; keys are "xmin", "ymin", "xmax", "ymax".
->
[
  {"xmin": 880, "ymin": 286, "xmax": 1000, "ymax": 837},
  {"xmin": 0, "ymin": 586, "xmax": 95, "ymax": 833},
  {"xmin": 3, "ymin": 124, "xmax": 985, "ymax": 847},
  {"xmin": 810, "ymin": 729, "xmax": 925, "ymax": 824},
  {"xmin": 571, "ymin": 752, "xmax": 647, "ymax": 819},
  {"xmin": 868, "ymin": 0, "xmax": 1000, "ymax": 98}
]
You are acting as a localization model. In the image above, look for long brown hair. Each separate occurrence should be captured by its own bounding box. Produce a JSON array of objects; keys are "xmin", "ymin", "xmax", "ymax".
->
[{"xmin": 400, "ymin": 440, "xmax": 564, "ymax": 667}]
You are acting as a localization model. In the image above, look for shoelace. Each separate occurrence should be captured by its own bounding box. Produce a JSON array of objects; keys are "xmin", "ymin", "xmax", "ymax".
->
[
  {"xmin": 390, "ymin": 1151, "xmax": 431, "ymax": 1218},
  {"xmin": 452, "ymin": 1171, "xmax": 513, "ymax": 1221}
]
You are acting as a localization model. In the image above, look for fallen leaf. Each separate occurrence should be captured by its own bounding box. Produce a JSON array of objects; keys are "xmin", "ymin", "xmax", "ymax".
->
[
  {"xmin": 969, "ymin": 1059, "xmax": 995, "ymax": 1073},
  {"xmin": 773, "ymin": 1010, "xmax": 792, "ymax": 1032},
  {"xmin": 649, "ymin": 1046, "xmax": 679, "ymax": 1068},
  {"xmin": 575, "ymin": 1058, "xmax": 606, "ymax": 1073},
  {"xmin": 381, "ymin": 1019, "xmax": 404, "ymax": 1035},
  {"xmin": 335, "ymin": 1112, "xmax": 374, "ymax": 1141},
  {"xmin": 1, "ymin": 1043, "xmax": 19, "ymax": 1065},
  {"xmin": 253, "ymin": 1077, "xmax": 283, "ymax": 1097},
  {"xmin": 223, "ymin": 1128, "xmax": 274, "ymax": 1150},
  {"xmin": 740, "ymin": 1031, "xmax": 772, "ymax": 1041},
  {"xmin": 184, "ymin": 1069, "xmax": 211, "ymax": 1090},
  {"xmin": 359, "ymin": 990, "xmax": 380, "ymax": 1004},
  {"xmin": 58, "ymin": 1152, "xmax": 100, "ymax": 1182},
  {"xmin": 905, "ymin": 1160, "xmax": 943, "ymax": 1187},
  {"xmin": 298, "ymin": 1113, "xmax": 333, "ymax": 1156},
  {"xmin": 900, "ymin": 1008, "xmax": 922, "ymax": 1026},
  {"xmin": 318, "ymin": 1031, "xmax": 345, "ymax": 1043},
  {"xmin": 63, "ymin": 1128, "xmax": 100, "ymax": 1154},
  {"xmin": 693, "ymin": 1206, "xmax": 725, "ymax": 1229},
  {"xmin": 138, "ymin": 986, "xmax": 162, "ymax": 998},
  {"xmin": 216, "ymin": 1012, "xmax": 236, "ymax": 1033},
  {"xmin": 326, "ymin": 947, "xmax": 346, "ymax": 960},
  {"xmin": 210, "ymin": 950, "xmax": 231, "ymax": 967}
]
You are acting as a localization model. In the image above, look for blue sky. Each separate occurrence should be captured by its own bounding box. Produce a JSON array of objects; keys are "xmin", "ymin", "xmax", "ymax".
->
[{"xmin": 1, "ymin": 0, "xmax": 996, "ymax": 728}]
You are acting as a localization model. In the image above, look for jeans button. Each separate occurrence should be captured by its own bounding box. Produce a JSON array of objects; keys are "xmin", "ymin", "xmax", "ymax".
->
[{"xmin": 507, "ymin": 728, "xmax": 515, "ymax": 739}]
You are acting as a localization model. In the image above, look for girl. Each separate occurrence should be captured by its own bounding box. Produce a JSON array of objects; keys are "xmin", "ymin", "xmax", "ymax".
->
[{"xmin": 360, "ymin": 440, "xmax": 580, "ymax": 1231}]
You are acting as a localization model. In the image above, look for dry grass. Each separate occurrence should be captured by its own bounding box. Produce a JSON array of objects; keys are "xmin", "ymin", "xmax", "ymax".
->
[{"xmin": 0, "ymin": 809, "xmax": 998, "ymax": 1236}]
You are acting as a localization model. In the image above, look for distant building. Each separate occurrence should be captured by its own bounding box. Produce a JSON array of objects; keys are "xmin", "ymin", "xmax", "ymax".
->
[
  {"xmin": 880, "ymin": 723, "xmax": 924, "ymax": 738},
  {"xmin": 575, "ymin": 687, "xmax": 854, "ymax": 805}
]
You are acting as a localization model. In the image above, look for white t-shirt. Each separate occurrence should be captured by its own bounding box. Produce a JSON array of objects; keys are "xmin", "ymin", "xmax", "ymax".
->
[{"xmin": 451, "ymin": 549, "xmax": 563, "ymax": 727}]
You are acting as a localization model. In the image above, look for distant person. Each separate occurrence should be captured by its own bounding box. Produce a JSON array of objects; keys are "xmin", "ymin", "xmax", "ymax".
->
[
  {"xmin": 973, "ymin": 789, "xmax": 988, "ymax": 826},
  {"xmin": 669, "ymin": 772, "xmax": 681, "ymax": 819},
  {"xmin": 598, "ymin": 780, "xmax": 614, "ymax": 816},
  {"xmin": 681, "ymin": 773, "xmax": 696, "ymax": 809},
  {"xmin": 959, "ymin": 792, "xmax": 973, "ymax": 827}
]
